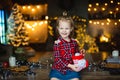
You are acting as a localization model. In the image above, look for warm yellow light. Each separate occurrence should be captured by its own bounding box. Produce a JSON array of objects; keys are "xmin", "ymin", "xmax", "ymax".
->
[
  {"xmin": 106, "ymin": 22, "xmax": 109, "ymax": 25},
  {"xmin": 81, "ymin": 19, "xmax": 86, "ymax": 22},
  {"xmin": 118, "ymin": 2, "xmax": 120, "ymax": 5},
  {"xmin": 101, "ymin": 23, "xmax": 104, "ymax": 25},
  {"xmin": 93, "ymin": 22, "xmax": 97, "ymax": 25},
  {"xmin": 110, "ymin": 0, "xmax": 113, "ymax": 3},
  {"xmin": 45, "ymin": 21, "xmax": 48, "ymax": 24},
  {"xmin": 84, "ymin": 24, "xmax": 87, "ymax": 27},
  {"xmin": 39, "ymin": 21, "xmax": 43, "ymax": 25},
  {"xmin": 32, "ymin": 28, "xmax": 35, "ymax": 31},
  {"xmin": 114, "ymin": 22, "xmax": 117, "ymax": 25},
  {"xmin": 96, "ymin": 3, "xmax": 99, "ymax": 6},
  {"xmin": 25, "ymin": 23, "xmax": 32, "ymax": 29},
  {"xmin": 107, "ymin": 18, "xmax": 111, "ymax": 22},
  {"xmin": 45, "ymin": 4, "xmax": 48, "ymax": 7},
  {"xmin": 22, "ymin": 6, "xmax": 26, "ymax": 9},
  {"xmin": 36, "ymin": 5, "xmax": 40, "ymax": 9},
  {"xmin": 109, "ymin": 11, "xmax": 113, "ymax": 14},
  {"xmin": 116, "ymin": 8, "xmax": 119, "ymax": 11},
  {"xmin": 94, "ymin": 8, "xmax": 97, "ymax": 11},
  {"xmin": 105, "ymin": 3, "xmax": 108, "ymax": 6},
  {"xmin": 27, "ymin": 25, "xmax": 32, "ymax": 29},
  {"xmin": 88, "ymin": 8, "xmax": 91, "ymax": 11},
  {"xmin": 102, "ymin": 7, "xmax": 105, "ymax": 11},
  {"xmin": 82, "ymin": 19, "xmax": 86, "ymax": 22},
  {"xmin": 100, "ymin": 35, "xmax": 109, "ymax": 42},
  {"xmin": 28, "ymin": 6, "xmax": 31, "ymax": 9},
  {"xmin": 89, "ymin": 4, "xmax": 92, "ymax": 7},
  {"xmin": 45, "ymin": 16, "xmax": 49, "ymax": 20},
  {"xmin": 33, "ymin": 22, "xmax": 37, "ymax": 27},
  {"xmin": 102, "ymin": 52, "xmax": 109, "ymax": 60},
  {"xmin": 118, "ymin": 19, "xmax": 120, "ymax": 22},
  {"xmin": 32, "ymin": 8, "xmax": 35, "ymax": 12},
  {"xmin": 25, "ymin": 21, "xmax": 48, "ymax": 43},
  {"xmin": 89, "ymin": 20, "xmax": 92, "ymax": 23},
  {"xmin": 96, "ymin": 21, "xmax": 99, "ymax": 24},
  {"xmin": 54, "ymin": 17, "xmax": 58, "ymax": 20}
]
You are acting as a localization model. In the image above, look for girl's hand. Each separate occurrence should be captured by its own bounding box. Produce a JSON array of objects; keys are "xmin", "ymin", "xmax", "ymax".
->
[
  {"xmin": 68, "ymin": 64, "xmax": 80, "ymax": 72},
  {"xmin": 80, "ymin": 49, "xmax": 85, "ymax": 53},
  {"xmin": 80, "ymin": 49, "xmax": 86, "ymax": 56}
]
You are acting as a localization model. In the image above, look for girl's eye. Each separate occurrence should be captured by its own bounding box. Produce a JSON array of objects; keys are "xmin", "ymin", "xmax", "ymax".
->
[
  {"xmin": 59, "ymin": 27, "xmax": 70, "ymax": 30},
  {"xmin": 66, "ymin": 28, "xmax": 70, "ymax": 30},
  {"xmin": 60, "ymin": 28, "xmax": 63, "ymax": 29}
]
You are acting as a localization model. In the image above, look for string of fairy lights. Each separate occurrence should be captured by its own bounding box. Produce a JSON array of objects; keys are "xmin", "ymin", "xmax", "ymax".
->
[
  {"xmin": 88, "ymin": 0, "xmax": 120, "ymax": 27},
  {"xmin": 88, "ymin": 0, "xmax": 120, "ymax": 15},
  {"xmin": 20, "ymin": 4, "xmax": 47, "ymax": 15},
  {"xmin": 89, "ymin": 19, "xmax": 120, "ymax": 27}
]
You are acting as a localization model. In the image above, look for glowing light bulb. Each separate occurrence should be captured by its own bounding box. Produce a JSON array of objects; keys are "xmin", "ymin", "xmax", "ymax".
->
[
  {"xmin": 89, "ymin": 4, "xmax": 92, "ymax": 7},
  {"xmin": 93, "ymin": 22, "xmax": 97, "ymax": 25},
  {"xmin": 114, "ymin": 22, "xmax": 117, "ymax": 25},
  {"xmin": 45, "ymin": 16, "xmax": 49, "ymax": 20},
  {"xmin": 110, "ymin": 0, "xmax": 113, "ymax": 3},
  {"xmin": 28, "ymin": 6, "xmax": 31, "ymax": 9},
  {"xmin": 96, "ymin": 3, "xmax": 99, "ymax": 6},
  {"xmin": 39, "ymin": 21, "xmax": 43, "ymax": 25},
  {"xmin": 116, "ymin": 8, "xmax": 119, "ymax": 11},
  {"xmin": 106, "ymin": 22, "xmax": 109, "ymax": 25},
  {"xmin": 94, "ymin": 8, "xmax": 97, "ymax": 11},
  {"xmin": 118, "ymin": 2, "xmax": 120, "ymax": 5},
  {"xmin": 45, "ymin": 21, "xmax": 48, "ymax": 24},
  {"xmin": 89, "ymin": 20, "xmax": 92, "ymax": 23},
  {"xmin": 118, "ymin": 19, "xmax": 120, "ymax": 22},
  {"xmin": 107, "ymin": 18, "xmax": 111, "ymax": 22},
  {"xmin": 101, "ymin": 23, "xmax": 104, "ymax": 25},
  {"xmin": 102, "ymin": 7, "xmax": 105, "ymax": 11},
  {"xmin": 109, "ymin": 11, "xmax": 113, "ymax": 14},
  {"xmin": 32, "ymin": 8, "xmax": 35, "ymax": 12},
  {"xmin": 88, "ymin": 8, "xmax": 91, "ymax": 11},
  {"xmin": 105, "ymin": 3, "xmax": 108, "ymax": 6},
  {"xmin": 22, "ymin": 6, "xmax": 26, "ymax": 9},
  {"xmin": 96, "ymin": 21, "xmax": 99, "ymax": 24},
  {"xmin": 36, "ymin": 5, "xmax": 40, "ymax": 9}
]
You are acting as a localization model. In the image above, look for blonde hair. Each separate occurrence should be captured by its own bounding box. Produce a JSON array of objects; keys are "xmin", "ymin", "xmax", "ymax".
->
[{"xmin": 56, "ymin": 16, "xmax": 75, "ymax": 38}]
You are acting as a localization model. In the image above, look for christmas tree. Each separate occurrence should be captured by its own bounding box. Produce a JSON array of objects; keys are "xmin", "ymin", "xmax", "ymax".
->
[
  {"xmin": 7, "ymin": 4, "xmax": 29, "ymax": 47},
  {"xmin": 75, "ymin": 20, "xmax": 99, "ymax": 53}
]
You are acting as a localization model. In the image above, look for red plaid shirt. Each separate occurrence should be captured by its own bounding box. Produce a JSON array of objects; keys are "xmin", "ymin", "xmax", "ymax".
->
[{"xmin": 52, "ymin": 37, "xmax": 80, "ymax": 74}]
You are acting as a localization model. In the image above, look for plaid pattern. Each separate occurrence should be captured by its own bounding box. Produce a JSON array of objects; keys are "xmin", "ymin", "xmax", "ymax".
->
[{"xmin": 52, "ymin": 37, "xmax": 79, "ymax": 74}]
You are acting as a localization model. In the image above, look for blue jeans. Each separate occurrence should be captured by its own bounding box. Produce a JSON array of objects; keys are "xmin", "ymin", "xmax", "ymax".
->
[{"xmin": 49, "ymin": 69, "xmax": 80, "ymax": 80}]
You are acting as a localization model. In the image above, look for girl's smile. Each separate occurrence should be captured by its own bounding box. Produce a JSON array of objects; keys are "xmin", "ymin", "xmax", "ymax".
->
[{"xmin": 58, "ymin": 20, "xmax": 72, "ymax": 41}]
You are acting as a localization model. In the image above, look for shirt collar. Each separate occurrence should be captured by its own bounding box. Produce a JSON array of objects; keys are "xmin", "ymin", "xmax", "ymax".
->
[{"xmin": 58, "ymin": 36, "xmax": 72, "ymax": 43}]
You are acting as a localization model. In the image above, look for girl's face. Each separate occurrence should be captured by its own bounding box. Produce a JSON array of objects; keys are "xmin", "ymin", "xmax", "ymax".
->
[{"xmin": 58, "ymin": 20, "xmax": 72, "ymax": 40}]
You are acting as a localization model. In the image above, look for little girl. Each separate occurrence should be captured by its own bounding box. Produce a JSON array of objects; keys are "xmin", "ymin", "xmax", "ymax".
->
[{"xmin": 49, "ymin": 16, "xmax": 83, "ymax": 80}]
